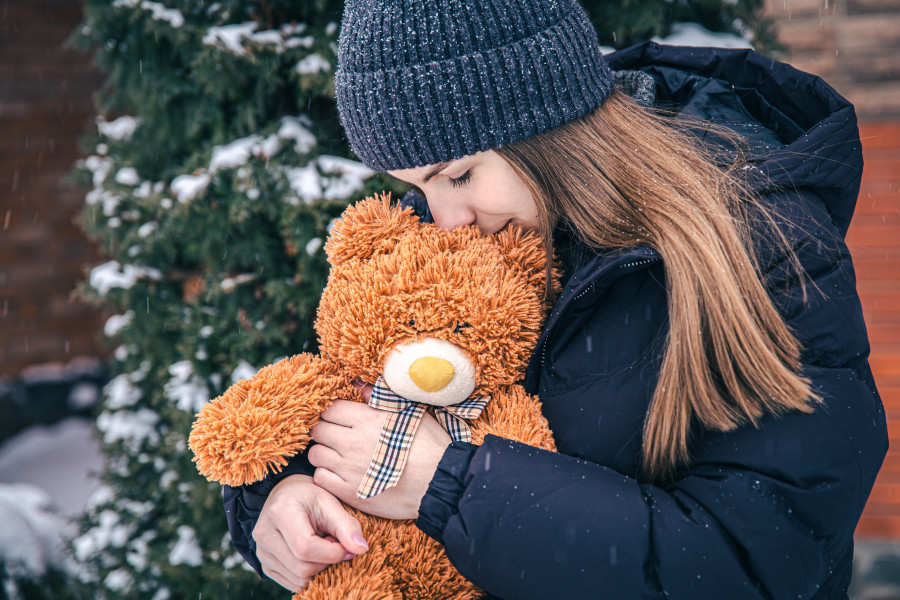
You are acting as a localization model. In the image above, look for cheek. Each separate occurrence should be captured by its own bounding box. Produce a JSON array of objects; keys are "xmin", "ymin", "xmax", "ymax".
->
[{"xmin": 499, "ymin": 179, "xmax": 538, "ymax": 223}]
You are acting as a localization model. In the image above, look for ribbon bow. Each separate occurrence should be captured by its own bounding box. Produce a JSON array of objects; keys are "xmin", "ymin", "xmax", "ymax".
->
[{"xmin": 356, "ymin": 377, "xmax": 489, "ymax": 499}]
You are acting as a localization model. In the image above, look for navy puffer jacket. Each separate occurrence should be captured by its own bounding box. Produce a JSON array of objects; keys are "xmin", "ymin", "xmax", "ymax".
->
[{"xmin": 224, "ymin": 42, "xmax": 887, "ymax": 599}]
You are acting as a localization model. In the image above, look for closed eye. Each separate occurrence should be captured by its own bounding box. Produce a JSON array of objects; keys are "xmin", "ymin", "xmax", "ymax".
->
[{"xmin": 448, "ymin": 170, "xmax": 471, "ymax": 188}]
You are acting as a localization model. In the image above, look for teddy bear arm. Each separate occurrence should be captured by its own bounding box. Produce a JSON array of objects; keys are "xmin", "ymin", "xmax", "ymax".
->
[
  {"xmin": 468, "ymin": 384, "xmax": 557, "ymax": 452},
  {"xmin": 189, "ymin": 353, "xmax": 352, "ymax": 487},
  {"xmin": 297, "ymin": 508, "xmax": 483, "ymax": 600}
]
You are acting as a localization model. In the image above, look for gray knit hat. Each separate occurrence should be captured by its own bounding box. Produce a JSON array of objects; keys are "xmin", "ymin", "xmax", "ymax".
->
[{"xmin": 335, "ymin": 0, "xmax": 615, "ymax": 171}]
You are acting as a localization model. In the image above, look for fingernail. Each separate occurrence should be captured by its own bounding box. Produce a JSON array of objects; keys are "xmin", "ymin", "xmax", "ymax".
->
[
  {"xmin": 342, "ymin": 552, "xmax": 355, "ymax": 561},
  {"xmin": 351, "ymin": 380, "xmax": 365, "ymax": 389},
  {"xmin": 352, "ymin": 534, "xmax": 369, "ymax": 549}
]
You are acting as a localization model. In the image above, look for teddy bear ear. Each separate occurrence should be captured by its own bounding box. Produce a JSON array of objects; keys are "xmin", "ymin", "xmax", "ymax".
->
[{"xmin": 324, "ymin": 193, "xmax": 420, "ymax": 267}]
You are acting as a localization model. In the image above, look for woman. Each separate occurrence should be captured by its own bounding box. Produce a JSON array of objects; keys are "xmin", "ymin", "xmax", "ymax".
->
[{"xmin": 224, "ymin": 1, "xmax": 887, "ymax": 597}]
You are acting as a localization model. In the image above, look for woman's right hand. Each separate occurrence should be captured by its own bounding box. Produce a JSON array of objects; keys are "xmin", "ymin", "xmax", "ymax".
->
[{"xmin": 252, "ymin": 474, "xmax": 370, "ymax": 592}]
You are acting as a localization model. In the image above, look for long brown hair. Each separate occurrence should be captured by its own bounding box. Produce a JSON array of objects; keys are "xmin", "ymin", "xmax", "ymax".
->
[{"xmin": 497, "ymin": 88, "xmax": 819, "ymax": 484}]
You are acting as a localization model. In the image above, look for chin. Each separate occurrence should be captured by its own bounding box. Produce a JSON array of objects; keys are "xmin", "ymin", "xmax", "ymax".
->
[{"xmin": 486, "ymin": 219, "xmax": 513, "ymax": 235}]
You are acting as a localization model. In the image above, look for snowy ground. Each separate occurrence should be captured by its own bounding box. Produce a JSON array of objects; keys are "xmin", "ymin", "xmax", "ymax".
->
[
  {"xmin": 0, "ymin": 418, "xmax": 103, "ymax": 575},
  {"xmin": 0, "ymin": 418, "xmax": 103, "ymax": 517}
]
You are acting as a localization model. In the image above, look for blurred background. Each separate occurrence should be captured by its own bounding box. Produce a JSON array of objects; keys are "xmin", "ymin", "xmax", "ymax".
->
[{"xmin": 0, "ymin": 0, "xmax": 898, "ymax": 598}]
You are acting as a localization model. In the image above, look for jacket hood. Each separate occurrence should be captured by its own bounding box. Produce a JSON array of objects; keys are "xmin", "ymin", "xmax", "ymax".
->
[{"xmin": 607, "ymin": 42, "xmax": 863, "ymax": 237}]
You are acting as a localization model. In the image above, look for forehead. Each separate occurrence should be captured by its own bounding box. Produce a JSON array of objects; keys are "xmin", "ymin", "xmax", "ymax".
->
[
  {"xmin": 386, "ymin": 151, "xmax": 486, "ymax": 184},
  {"xmin": 386, "ymin": 164, "xmax": 435, "ymax": 184}
]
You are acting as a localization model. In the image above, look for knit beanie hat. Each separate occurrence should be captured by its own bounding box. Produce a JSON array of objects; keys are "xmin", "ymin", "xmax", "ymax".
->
[{"xmin": 335, "ymin": 0, "xmax": 615, "ymax": 171}]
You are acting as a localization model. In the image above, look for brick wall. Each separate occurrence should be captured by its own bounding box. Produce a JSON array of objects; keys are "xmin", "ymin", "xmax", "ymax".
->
[
  {"xmin": 764, "ymin": 0, "xmax": 900, "ymax": 118},
  {"xmin": 0, "ymin": 1, "xmax": 106, "ymax": 376},
  {"xmin": 849, "ymin": 123, "xmax": 900, "ymax": 537}
]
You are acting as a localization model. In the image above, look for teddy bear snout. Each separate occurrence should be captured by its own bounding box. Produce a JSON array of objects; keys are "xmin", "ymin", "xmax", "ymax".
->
[
  {"xmin": 383, "ymin": 337, "xmax": 477, "ymax": 406},
  {"xmin": 408, "ymin": 356, "xmax": 455, "ymax": 392}
]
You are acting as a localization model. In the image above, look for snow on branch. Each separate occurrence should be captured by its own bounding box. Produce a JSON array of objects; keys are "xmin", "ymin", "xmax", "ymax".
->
[
  {"xmin": 89, "ymin": 261, "xmax": 163, "ymax": 296},
  {"xmin": 112, "ymin": 0, "xmax": 184, "ymax": 28},
  {"xmin": 203, "ymin": 22, "xmax": 316, "ymax": 56}
]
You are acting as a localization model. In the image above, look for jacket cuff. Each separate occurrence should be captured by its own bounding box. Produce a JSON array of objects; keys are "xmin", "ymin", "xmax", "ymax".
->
[
  {"xmin": 415, "ymin": 441, "xmax": 478, "ymax": 544},
  {"xmin": 222, "ymin": 449, "xmax": 315, "ymax": 578}
]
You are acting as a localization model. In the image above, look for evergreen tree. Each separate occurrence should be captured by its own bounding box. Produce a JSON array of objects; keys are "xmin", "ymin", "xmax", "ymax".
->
[
  {"xmin": 66, "ymin": 2, "xmax": 396, "ymax": 598},
  {"xmin": 583, "ymin": 0, "xmax": 778, "ymax": 51},
  {"xmin": 7, "ymin": 1, "xmax": 774, "ymax": 598}
]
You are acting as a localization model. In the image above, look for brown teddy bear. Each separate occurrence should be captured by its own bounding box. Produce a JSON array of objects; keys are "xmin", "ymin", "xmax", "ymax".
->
[{"xmin": 189, "ymin": 194, "xmax": 558, "ymax": 600}]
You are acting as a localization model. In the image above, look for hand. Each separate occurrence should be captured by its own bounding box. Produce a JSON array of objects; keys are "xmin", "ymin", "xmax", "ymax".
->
[
  {"xmin": 252, "ymin": 474, "xmax": 369, "ymax": 592},
  {"xmin": 309, "ymin": 385, "xmax": 452, "ymax": 520}
]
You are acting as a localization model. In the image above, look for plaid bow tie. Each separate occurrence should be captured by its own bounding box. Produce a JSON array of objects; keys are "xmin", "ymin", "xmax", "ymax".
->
[{"xmin": 355, "ymin": 376, "xmax": 489, "ymax": 499}]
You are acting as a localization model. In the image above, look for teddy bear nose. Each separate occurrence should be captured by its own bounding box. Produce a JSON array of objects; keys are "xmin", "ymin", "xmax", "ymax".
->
[
  {"xmin": 408, "ymin": 357, "xmax": 455, "ymax": 392},
  {"xmin": 383, "ymin": 337, "xmax": 476, "ymax": 406}
]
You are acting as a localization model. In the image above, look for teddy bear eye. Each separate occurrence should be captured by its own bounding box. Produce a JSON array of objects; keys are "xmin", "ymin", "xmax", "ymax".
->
[{"xmin": 454, "ymin": 322, "xmax": 470, "ymax": 334}]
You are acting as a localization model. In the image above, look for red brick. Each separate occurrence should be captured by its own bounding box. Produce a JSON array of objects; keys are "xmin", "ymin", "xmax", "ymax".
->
[
  {"xmin": 847, "ymin": 226, "xmax": 900, "ymax": 247},
  {"xmin": 857, "ymin": 514, "xmax": 900, "ymax": 539},
  {"xmin": 872, "ymin": 355, "xmax": 900, "ymax": 377},
  {"xmin": 861, "ymin": 157, "xmax": 900, "ymax": 183},
  {"xmin": 0, "ymin": 0, "xmax": 105, "ymax": 376},
  {"xmin": 860, "ymin": 123, "xmax": 900, "ymax": 148},
  {"xmin": 855, "ymin": 259, "xmax": 900, "ymax": 281}
]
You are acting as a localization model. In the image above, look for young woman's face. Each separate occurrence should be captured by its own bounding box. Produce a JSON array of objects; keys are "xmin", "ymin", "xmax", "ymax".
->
[{"xmin": 386, "ymin": 150, "xmax": 539, "ymax": 234}]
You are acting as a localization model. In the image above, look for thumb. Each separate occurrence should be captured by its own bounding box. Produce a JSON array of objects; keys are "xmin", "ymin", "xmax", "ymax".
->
[
  {"xmin": 319, "ymin": 491, "xmax": 370, "ymax": 555},
  {"xmin": 352, "ymin": 379, "xmax": 374, "ymax": 403}
]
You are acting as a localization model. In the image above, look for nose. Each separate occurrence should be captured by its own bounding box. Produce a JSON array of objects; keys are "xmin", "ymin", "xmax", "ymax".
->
[
  {"xmin": 428, "ymin": 193, "xmax": 475, "ymax": 230},
  {"xmin": 408, "ymin": 356, "xmax": 455, "ymax": 392}
]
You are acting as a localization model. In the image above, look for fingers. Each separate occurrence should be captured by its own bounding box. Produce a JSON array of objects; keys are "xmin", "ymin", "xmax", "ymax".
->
[
  {"xmin": 254, "ymin": 522, "xmax": 316, "ymax": 591},
  {"xmin": 317, "ymin": 487, "xmax": 370, "ymax": 555},
  {"xmin": 308, "ymin": 441, "xmax": 344, "ymax": 469},
  {"xmin": 319, "ymin": 398, "xmax": 356, "ymax": 425},
  {"xmin": 313, "ymin": 466, "xmax": 351, "ymax": 498},
  {"xmin": 320, "ymin": 396, "xmax": 374, "ymax": 425},
  {"xmin": 311, "ymin": 420, "xmax": 351, "ymax": 450},
  {"xmin": 253, "ymin": 475, "xmax": 364, "ymax": 592},
  {"xmin": 259, "ymin": 546, "xmax": 329, "ymax": 592},
  {"xmin": 277, "ymin": 484, "xmax": 367, "ymax": 562},
  {"xmin": 263, "ymin": 566, "xmax": 302, "ymax": 593}
]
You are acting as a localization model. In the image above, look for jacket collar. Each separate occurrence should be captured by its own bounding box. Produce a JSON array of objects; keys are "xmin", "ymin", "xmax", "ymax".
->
[{"xmin": 524, "ymin": 245, "xmax": 661, "ymax": 391}]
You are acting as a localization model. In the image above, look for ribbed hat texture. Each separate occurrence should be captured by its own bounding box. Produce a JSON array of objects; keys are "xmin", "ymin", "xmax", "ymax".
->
[{"xmin": 335, "ymin": 0, "xmax": 615, "ymax": 171}]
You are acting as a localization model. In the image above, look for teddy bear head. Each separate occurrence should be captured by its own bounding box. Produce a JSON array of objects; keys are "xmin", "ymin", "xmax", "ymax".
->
[{"xmin": 316, "ymin": 194, "xmax": 556, "ymax": 404}]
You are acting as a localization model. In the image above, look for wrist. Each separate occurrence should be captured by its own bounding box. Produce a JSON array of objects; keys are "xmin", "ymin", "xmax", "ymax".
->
[
  {"xmin": 270, "ymin": 473, "xmax": 314, "ymax": 496},
  {"xmin": 416, "ymin": 441, "xmax": 478, "ymax": 543}
]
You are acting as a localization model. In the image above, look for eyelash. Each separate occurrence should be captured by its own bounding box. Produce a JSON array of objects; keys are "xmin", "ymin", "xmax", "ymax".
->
[{"xmin": 448, "ymin": 170, "xmax": 472, "ymax": 188}]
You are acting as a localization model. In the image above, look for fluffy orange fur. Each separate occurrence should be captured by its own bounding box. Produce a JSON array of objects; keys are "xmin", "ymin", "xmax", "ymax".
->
[{"xmin": 189, "ymin": 194, "xmax": 558, "ymax": 599}]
